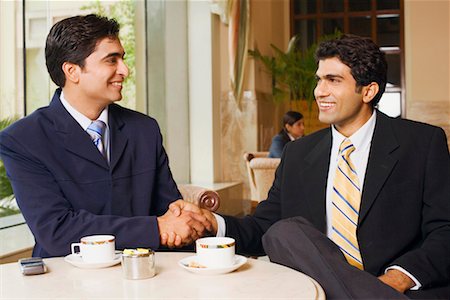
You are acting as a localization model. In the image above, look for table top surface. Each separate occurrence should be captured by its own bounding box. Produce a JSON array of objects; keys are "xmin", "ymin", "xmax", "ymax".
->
[{"xmin": 0, "ymin": 252, "xmax": 325, "ymax": 299}]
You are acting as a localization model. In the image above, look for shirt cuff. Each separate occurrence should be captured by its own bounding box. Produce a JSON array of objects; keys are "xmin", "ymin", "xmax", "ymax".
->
[
  {"xmin": 385, "ymin": 265, "xmax": 422, "ymax": 290},
  {"xmin": 212, "ymin": 213, "xmax": 226, "ymax": 237}
]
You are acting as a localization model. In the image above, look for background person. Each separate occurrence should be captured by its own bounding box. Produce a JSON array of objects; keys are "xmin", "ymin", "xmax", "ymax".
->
[
  {"xmin": 0, "ymin": 14, "xmax": 210, "ymax": 258},
  {"xmin": 268, "ymin": 110, "xmax": 304, "ymax": 158}
]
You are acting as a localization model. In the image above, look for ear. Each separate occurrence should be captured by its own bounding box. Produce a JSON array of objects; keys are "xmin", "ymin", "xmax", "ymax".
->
[
  {"xmin": 285, "ymin": 123, "xmax": 291, "ymax": 132},
  {"xmin": 62, "ymin": 62, "xmax": 81, "ymax": 84},
  {"xmin": 362, "ymin": 82, "xmax": 379, "ymax": 104}
]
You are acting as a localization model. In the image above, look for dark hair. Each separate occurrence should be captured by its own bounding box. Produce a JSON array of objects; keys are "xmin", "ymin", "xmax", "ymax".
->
[
  {"xmin": 281, "ymin": 111, "xmax": 303, "ymax": 134},
  {"xmin": 315, "ymin": 34, "xmax": 387, "ymax": 106},
  {"xmin": 45, "ymin": 14, "xmax": 120, "ymax": 87}
]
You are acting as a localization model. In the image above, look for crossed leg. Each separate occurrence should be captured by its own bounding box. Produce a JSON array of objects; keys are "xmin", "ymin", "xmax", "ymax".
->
[{"xmin": 262, "ymin": 217, "xmax": 408, "ymax": 300}]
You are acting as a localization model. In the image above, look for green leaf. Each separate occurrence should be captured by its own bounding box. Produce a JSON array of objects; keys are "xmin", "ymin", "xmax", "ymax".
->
[
  {"xmin": 0, "ymin": 116, "xmax": 19, "ymax": 199},
  {"xmin": 248, "ymin": 32, "xmax": 341, "ymax": 109}
]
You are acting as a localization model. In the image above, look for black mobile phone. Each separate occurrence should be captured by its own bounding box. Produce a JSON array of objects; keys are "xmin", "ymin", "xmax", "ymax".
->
[{"xmin": 18, "ymin": 257, "xmax": 47, "ymax": 275}]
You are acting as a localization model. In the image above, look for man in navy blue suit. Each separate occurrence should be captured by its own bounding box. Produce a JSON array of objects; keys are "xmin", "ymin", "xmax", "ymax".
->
[{"xmin": 0, "ymin": 14, "xmax": 211, "ymax": 258}]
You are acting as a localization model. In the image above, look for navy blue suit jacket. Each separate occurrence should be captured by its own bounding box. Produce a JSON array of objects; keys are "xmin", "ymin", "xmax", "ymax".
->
[
  {"xmin": 0, "ymin": 89, "xmax": 181, "ymax": 257},
  {"xmin": 268, "ymin": 131, "xmax": 291, "ymax": 158}
]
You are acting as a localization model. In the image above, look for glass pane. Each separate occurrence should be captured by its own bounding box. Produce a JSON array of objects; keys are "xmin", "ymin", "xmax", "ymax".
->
[
  {"xmin": 323, "ymin": 18, "xmax": 344, "ymax": 36},
  {"xmin": 378, "ymin": 0, "xmax": 400, "ymax": 10},
  {"xmin": 293, "ymin": 0, "xmax": 316, "ymax": 15},
  {"xmin": 349, "ymin": 0, "xmax": 371, "ymax": 12},
  {"xmin": 349, "ymin": 16, "xmax": 371, "ymax": 38},
  {"xmin": 385, "ymin": 53, "xmax": 401, "ymax": 87},
  {"xmin": 322, "ymin": 0, "xmax": 343, "ymax": 13},
  {"xmin": 0, "ymin": 1, "xmax": 23, "ymax": 217},
  {"xmin": 377, "ymin": 15, "xmax": 399, "ymax": 47},
  {"xmin": 25, "ymin": 0, "xmax": 54, "ymax": 115},
  {"xmin": 293, "ymin": 19, "xmax": 316, "ymax": 50},
  {"xmin": 24, "ymin": 0, "xmax": 139, "ymax": 114},
  {"xmin": 2, "ymin": 0, "xmax": 146, "ymax": 220},
  {"xmin": 378, "ymin": 92, "xmax": 401, "ymax": 117}
]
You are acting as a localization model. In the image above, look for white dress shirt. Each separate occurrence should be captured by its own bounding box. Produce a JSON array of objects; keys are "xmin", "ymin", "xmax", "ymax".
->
[
  {"xmin": 325, "ymin": 111, "xmax": 376, "ymax": 237},
  {"xmin": 60, "ymin": 91, "xmax": 110, "ymax": 162}
]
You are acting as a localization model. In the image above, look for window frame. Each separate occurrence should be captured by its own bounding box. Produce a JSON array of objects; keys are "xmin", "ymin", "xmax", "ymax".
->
[{"xmin": 290, "ymin": 0, "xmax": 405, "ymax": 116}]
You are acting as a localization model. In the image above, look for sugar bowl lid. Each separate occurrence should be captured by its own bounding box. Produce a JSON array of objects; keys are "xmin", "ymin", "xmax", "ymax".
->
[{"xmin": 122, "ymin": 248, "xmax": 154, "ymax": 257}]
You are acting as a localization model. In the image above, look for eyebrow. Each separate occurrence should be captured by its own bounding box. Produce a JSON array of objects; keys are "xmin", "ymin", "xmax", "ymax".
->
[
  {"xmin": 102, "ymin": 52, "xmax": 126, "ymax": 60},
  {"xmin": 315, "ymin": 74, "xmax": 345, "ymax": 80}
]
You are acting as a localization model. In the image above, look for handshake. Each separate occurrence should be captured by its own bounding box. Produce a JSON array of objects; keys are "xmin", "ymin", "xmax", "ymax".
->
[{"xmin": 157, "ymin": 200, "xmax": 218, "ymax": 248}]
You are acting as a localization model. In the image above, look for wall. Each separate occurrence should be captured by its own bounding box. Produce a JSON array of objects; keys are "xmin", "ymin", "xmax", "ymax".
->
[
  {"xmin": 188, "ymin": 1, "xmax": 222, "ymax": 184},
  {"xmin": 219, "ymin": 0, "xmax": 291, "ymax": 199},
  {"xmin": 404, "ymin": 0, "xmax": 450, "ymax": 147}
]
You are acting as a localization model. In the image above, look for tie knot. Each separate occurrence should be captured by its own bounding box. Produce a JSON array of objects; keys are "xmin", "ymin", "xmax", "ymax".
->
[
  {"xmin": 87, "ymin": 120, "xmax": 106, "ymax": 138},
  {"xmin": 339, "ymin": 139, "xmax": 355, "ymax": 157}
]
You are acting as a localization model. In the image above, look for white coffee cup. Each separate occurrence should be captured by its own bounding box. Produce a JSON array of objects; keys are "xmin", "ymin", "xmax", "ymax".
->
[
  {"xmin": 71, "ymin": 235, "xmax": 115, "ymax": 263},
  {"xmin": 196, "ymin": 237, "xmax": 235, "ymax": 268}
]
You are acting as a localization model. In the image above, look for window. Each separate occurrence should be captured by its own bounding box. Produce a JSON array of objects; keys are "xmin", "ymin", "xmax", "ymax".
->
[
  {"xmin": 0, "ymin": 0, "xmax": 192, "ymax": 226},
  {"xmin": 291, "ymin": 0, "xmax": 404, "ymax": 117},
  {"xmin": 0, "ymin": 0, "xmax": 145, "ymax": 222}
]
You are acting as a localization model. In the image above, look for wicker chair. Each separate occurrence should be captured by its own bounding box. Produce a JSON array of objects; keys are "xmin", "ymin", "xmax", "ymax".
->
[{"xmin": 243, "ymin": 152, "xmax": 281, "ymax": 204}]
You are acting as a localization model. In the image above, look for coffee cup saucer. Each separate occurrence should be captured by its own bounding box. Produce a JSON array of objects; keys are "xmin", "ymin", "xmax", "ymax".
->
[
  {"xmin": 178, "ymin": 255, "xmax": 247, "ymax": 275},
  {"xmin": 64, "ymin": 251, "xmax": 122, "ymax": 269}
]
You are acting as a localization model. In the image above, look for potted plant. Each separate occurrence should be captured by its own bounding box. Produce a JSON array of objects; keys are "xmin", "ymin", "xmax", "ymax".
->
[
  {"xmin": 0, "ymin": 117, "xmax": 20, "ymax": 217},
  {"xmin": 249, "ymin": 32, "xmax": 341, "ymax": 110}
]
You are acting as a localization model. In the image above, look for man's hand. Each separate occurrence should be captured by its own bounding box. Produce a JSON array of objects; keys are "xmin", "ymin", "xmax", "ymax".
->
[
  {"xmin": 169, "ymin": 200, "xmax": 218, "ymax": 234},
  {"xmin": 378, "ymin": 269, "xmax": 415, "ymax": 293},
  {"xmin": 157, "ymin": 203, "xmax": 213, "ymax": 248},
  {"xmin": 159, "ymin": 200, "xmax": 218, "ymax": 247}
]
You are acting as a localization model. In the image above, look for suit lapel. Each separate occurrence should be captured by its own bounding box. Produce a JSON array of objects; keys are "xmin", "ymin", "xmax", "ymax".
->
[
  {"xmin": 49, "ymin": 89, "xmax": 110, "ymax": 170},
  {"xmin": 359, "ymin": 112, "xmax": 399, "ymax": 224},
  {"xmin": 302, "ymin": 130, "xmax": 332, "ymax": 232},
  {"xmin": 108, "ymin": 105, "xmax": 128, "ymax": 171}
]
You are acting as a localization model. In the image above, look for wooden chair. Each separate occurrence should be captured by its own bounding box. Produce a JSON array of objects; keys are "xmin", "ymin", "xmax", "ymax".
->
[{"xmin": 177, "ymin": 184, "xmax": 220, "ymax": 212}]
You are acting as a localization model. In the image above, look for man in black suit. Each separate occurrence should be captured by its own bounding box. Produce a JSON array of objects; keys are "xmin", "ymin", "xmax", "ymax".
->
[{"xmin": 171, "ymin": 35, "xmax": 449, "ymax": 299}]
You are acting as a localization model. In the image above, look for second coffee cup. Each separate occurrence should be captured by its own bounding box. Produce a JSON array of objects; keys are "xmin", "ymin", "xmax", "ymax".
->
[
  {"xmin": 196, "ymin": 237, "xmax": 235, "ymax": 268},
  {"xmin": 71, "ymin": 235, "xmax": 115, "ymax": 263}
]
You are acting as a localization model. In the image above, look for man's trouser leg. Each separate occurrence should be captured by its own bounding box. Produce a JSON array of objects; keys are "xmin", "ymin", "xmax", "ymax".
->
[{"xmin": 262, "ymin": 217, "xmax": 408, "ymax": 300}]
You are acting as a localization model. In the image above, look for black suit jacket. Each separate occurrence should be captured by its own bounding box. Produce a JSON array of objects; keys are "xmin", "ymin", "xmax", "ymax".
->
[
  {"xmin": 0, "ymin": 89, "xmax": 181, "ymax": 257},
  {"xmin": 225, "ymin": 111, "xmax": 450, "ymax": 289}
]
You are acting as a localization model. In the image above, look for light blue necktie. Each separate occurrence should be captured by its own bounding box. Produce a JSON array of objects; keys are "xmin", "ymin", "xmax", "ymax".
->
[{"xmin": 87, "ymin": 120, "xmax": 107, "ymax": 159}]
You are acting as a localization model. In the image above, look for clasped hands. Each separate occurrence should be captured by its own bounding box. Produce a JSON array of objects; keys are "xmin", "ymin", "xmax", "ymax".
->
[{"xmin": 157, "ymin": 200, "xmax": 218, "ymax": 248}]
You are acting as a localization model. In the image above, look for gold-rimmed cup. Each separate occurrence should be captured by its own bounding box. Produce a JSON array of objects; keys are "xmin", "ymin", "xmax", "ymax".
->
[
  {"xmin": 70, "ymin": 235, "xmax": 115, "ymax": 263},
  {"xmin": 195, "ymin": 237, "xmax": 235, "ymax": 268}
]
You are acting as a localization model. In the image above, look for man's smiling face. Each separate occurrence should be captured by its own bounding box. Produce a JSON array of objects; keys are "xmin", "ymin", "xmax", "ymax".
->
[
  {"xmin": 77, "ymin": 37, "xmax": 129, "ymax": 108},
  {"xmin": 314, "ymin": 57, "xmax": 373, "ymax": 136}
]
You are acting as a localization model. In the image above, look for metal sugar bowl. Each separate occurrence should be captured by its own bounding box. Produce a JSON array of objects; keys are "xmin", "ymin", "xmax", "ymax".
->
[{"xmin": 121, "ymin": 248, "xmax": 156, "ymax": 280}]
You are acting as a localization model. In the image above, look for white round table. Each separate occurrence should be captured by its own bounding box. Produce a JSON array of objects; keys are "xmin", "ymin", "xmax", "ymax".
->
[{"xmin": 0, "ymin": 252, "xmax": 325, "ymax": 299}]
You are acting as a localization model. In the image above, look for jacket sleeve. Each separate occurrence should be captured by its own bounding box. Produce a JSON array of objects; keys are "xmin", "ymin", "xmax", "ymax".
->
[
  {"xmin": 390, "ymin": 127, "xmax": 450, "ymax": 288},
  {"xmin": 0, "ymin": 120, "xmax": 179, "ymax": 257}
]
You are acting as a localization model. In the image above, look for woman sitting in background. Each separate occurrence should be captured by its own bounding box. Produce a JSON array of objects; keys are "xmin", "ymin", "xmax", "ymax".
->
[{"xmin": 268, "ymin": 111, "xmax": 304, "ymax": 158}]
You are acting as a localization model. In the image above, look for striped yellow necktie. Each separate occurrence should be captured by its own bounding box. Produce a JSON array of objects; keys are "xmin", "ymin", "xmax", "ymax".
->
[{"xmin": 331, "ymin": 138, "xmax": 364, "ymax": 269}]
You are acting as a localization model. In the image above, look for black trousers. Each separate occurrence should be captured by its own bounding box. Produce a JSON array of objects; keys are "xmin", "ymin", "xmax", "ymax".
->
[{"xmin": 262, "ymin": 217, "xmax": 449, "ymax": 300}]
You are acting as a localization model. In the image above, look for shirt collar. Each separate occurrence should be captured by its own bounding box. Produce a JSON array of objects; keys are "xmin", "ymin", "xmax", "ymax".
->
[
  {"xmin": 287, "ymin": 132, "xmax": 296, "ymax": 141},
  {"xmin": 60, "ymin": 91, "xmax": 109, "ymax": 131},
  {"xmin": 331, "ymin": 110, "xmax": 377, "ymax": 152}
]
